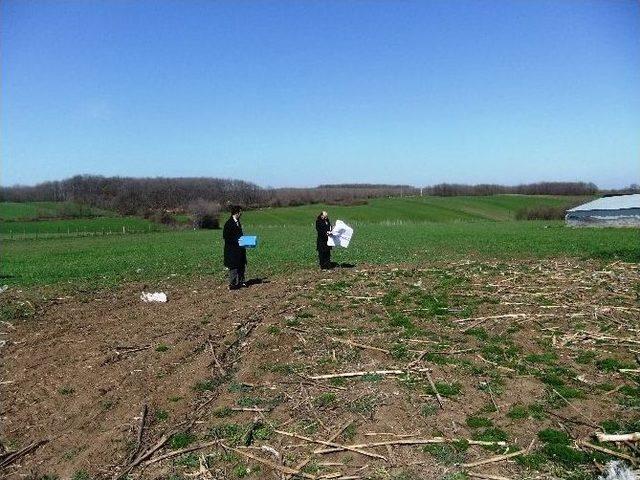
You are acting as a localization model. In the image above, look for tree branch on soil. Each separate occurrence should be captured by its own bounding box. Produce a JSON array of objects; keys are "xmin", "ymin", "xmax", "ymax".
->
[
  {"xmin": 222, "ymin": 444, "xmax": 318, "ymax": 479},
  {"xmin": 286, "ymin": 418, "xmax": 354, "ymax": 480},
  {"xmin": 314, "ymin": 437, "xmax": 507, "ymax": 454},
  {"xmin": 578, "ymin": 440, "xmax": 638, "ymax": 465},
  {"xmin": 308, "ymin": 370, "xmax": 405, "ymax": 380},
  {"xmin": 595, "ymin": 432, "xmax": 640, "ymax": 443},
  {"xmin": 0, "ymin": 439, "xmax": 49, "ymax": 469},
  {"xmin": 274, "ymin": 429, "xmax": 388, "ymax": 461},
  {"xmin": 462, "ymin": 440, "xmax": 534, "ymax": 468}
]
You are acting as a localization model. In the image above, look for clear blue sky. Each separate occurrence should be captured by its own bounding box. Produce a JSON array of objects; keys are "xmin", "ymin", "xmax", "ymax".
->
[{"xmin": 1, "ymin": 0, "xmax": 638, "ymax": 188}]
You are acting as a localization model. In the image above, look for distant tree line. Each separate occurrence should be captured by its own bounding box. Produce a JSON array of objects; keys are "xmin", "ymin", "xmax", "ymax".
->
[
  {"xmin": 600, "ymin": 184, "xmax": 640, "ymax": 196},
  {"xmin": 0, "ymin": 176, "xmax": 265, "ymax": 215},
  {"xmin": 0, "ymin": 175, "xmax": 415, "ymax": 215},
  {"xmin": 2, "ymin": 176, "xmax": 635, "ymax": 219},
  {"xmin": 266, "ymin": 185, "xmax": 417, "ymax": 208},
  {"xmin": 423, "ymin": 182, "xmax": 600, "ymax": 196}
]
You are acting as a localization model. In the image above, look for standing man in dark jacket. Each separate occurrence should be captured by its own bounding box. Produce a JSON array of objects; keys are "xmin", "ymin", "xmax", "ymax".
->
[
  {"xmin": 223, "ymin": 205, "xmax": 247, "ymax": 290},
  {"xmin": 316, "ymin": 211, "xmax": 333, "ymax": 269}
]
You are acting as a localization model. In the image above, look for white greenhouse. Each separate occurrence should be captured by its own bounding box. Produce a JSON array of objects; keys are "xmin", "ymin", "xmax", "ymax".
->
[{"xmin": 565, "ymin": 194, "xmax": 640, "ymax": 227}]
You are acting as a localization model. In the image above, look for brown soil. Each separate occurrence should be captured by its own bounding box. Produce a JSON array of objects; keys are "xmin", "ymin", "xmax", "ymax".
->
[{"xmin": 1, "ymin": 259, "xmax": 638, "ymax": 479}]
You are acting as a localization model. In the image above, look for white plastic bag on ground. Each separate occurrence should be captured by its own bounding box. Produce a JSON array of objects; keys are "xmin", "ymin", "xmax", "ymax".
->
[
  {"xmin": 327, "ymin": 220, "xmax": 354, "ymax": 248},
  {"xmin": 140, "ymin": 292, "xmax": 168, "ymax": 303},
  {"xmin": 599, "ymin": 461, "xmax": 637, "ymax": 480}
]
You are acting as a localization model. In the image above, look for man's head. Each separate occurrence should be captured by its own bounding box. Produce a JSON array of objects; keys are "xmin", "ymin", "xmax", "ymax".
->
[
  {"xmin": 320, "ymin": 211, "xmax": 328, "ymax": 220},
  {"xmin": 230, "ymin": 205, "xmax": 242, "ymax": 218}
]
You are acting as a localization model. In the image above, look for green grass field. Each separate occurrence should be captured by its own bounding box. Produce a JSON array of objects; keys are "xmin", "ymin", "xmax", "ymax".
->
[
  {"xmin": 2, "ymin": 195, "xmax": 635, "ymax": 289},
  {"xmin": 0, "ymin": 195, "xmax": 586, "ymax": 239},
  {"xmin": 244, "ymin": 194, "xmax": 590, "ymax": 225},
  {"xmin": 0, "ymin": 216, "xmax": 166, "ymax": 236},
  {"xmin": 0, "ymin": 201, "xmax": 167, "ymax": 237},
  {"xmin": 2, "ymin": 219, "xmax": 637, "ymax": 289},
  {"xmin": 0, "ymin": 201, "xmax": 111, "ymax": 221}
]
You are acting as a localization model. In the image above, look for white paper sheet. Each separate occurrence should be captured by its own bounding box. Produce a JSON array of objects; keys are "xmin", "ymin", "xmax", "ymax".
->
[
  {"xmin": 140, "ymin": 292, "xmax": 168, "ymax": 302},
  {"xmin": 327, "ymin": 219, "xmax": 354, "ymax": 248}
]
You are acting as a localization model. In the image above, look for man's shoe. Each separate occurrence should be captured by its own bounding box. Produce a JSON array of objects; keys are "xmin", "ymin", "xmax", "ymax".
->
[{"xmin": 240, "ymin": 282, "xmax": 248, "ymax": 288}]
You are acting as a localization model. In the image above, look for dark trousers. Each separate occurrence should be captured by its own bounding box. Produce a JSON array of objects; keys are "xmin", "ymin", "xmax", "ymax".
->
[
  {"xmin": 318, "ymin": 249, "xmax": 331, "ymax": 269},
  {"xmin": 228, "ymin": 265, "xmax": 246, "ymax": 289}
]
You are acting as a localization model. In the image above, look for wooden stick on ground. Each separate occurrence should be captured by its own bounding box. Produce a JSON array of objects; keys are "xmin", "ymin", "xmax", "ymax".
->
[
  {"xmin": 287, "ymin": 418, "xmax": 354, "ymax": 479},
  {"xmin": 409, "ymin": 350, "xmax": 428, "ymax": 368},
  {"xmin": 486, "ymin": 383, "xmax": 500, "ymax": 412},
  {"xmin": 578, "ymin": 440, "xmax": 638, "ymax": 465},
  {"xmin": 314, "ymin": 437, "xmax": 507, "ymax": 454},
  {"xmin": 460, "ymin": 318, "xmax": 491, "ymax": 332},
  {"xmin": 230, "ymin": 407, "xmax": 272, "ymax": 412},
  {"xmin": 462, "ymin": 440, "xmax": 534, "ymax": 468},
  {"xmin": 434, "ymin": 348, "xmax": 476, "ymax": 355},
  {"xmin": 309, "ymin": 370, "xmax": 404, "ymax": 380},
  {"xmin": 595, "ymin": 432, "xmax": 640, "ymax": 443},
  {"xmin": 544, "ymin": 409, "xmax": 596, "ymax": 429},
  {"xmin": 274, "ymin": 429, "xmax": 387, "ymax": 461},
  {"xmin": 223, "ymin": 444, "xmax": 319, "ymax": 479},
  {"xmin": 456, "ymin": 314, "xmax": 527, "ymax": 324},
  {"xmin": 330, "ymin": 337, "xmax": 390, "ymax": 354},
  {"xmin": 424, "ymin": 370, "xmax": 444, "ymax": 409},
  {"xmin": 114, "ymin": 345, "xmax": 151, "ymax": 355},
  {"xmin": 476, "ymin": 355, "xmax": 516, "ymax": 372},
  {"xmin": 122, "ymin": 421, "xmax": 189, "ymax": 474},
  {"xmin": 0, "ymin": 439, "xmax": 49, "ymax": 469},
  {"xmin": 129, "ymin": 404, "xmax": 148, "ymax": 462},
  {"xmin": 142, "ymin": 440, "xmax": 219, "ymax": 467},
  {"xmin": 551, "ymin": 388, "xmax": 600, "ymax": 429},
  {"xmin": 207, "ymin": 339, "xmax": 226, "ymax": 376},
  {"xmin": 125, "ymin": 431, "xmax": 173, "ymax": 471},
  {"xmin": 468, "ymin": 473, "xmax": 513, "ymax": 480}
]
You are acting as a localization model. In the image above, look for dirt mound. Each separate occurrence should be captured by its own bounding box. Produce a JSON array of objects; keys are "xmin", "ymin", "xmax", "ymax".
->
[{"xmin": 1, "ymin": 259, "xmax": 638, "ymax": 479}]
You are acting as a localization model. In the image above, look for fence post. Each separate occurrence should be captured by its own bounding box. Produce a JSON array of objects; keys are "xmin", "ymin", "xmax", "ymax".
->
[{"xmin": 122, "ymin": 226, "xmax": 126, "ymax": 234}]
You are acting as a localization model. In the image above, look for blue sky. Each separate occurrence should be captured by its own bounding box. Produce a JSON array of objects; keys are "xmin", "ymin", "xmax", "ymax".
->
[{"xmin": 1, "ymin": 0, "xmax": 638, "ymax": 188}]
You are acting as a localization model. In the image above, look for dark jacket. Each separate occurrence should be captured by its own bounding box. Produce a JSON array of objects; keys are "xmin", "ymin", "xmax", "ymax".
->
[
  {"xmin": 223, "ymin": 216, "xmax": 247, "ymax": 268},
  {"xmin": 316, "ymin": 217, "xmax": 332, "ymax": 252}
]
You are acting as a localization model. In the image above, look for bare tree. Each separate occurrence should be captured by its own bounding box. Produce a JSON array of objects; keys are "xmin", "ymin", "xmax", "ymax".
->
[
  {"xmin": 1, "ymin": 176, "xmax": 616, "ymax": 215},
  {"xmin": 424, "ymin": 182, "xmax": 599, "ymax": 196},
  {"xmin": 188, "ymin": 199, "xmax": 221, "ymax": 229}
]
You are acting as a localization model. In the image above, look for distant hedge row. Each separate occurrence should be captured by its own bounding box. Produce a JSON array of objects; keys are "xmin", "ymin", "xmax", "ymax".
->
[
  {"xmin": 0, "ymin": 175, "xmax": 417, "ymax": 215},
  {"xmin": 1, "ymin": 175, "xmax": 635, "ymax": 216},
  {"xmin": 515, "ymin": 205, "xmax": 573, "ymax": 220}
]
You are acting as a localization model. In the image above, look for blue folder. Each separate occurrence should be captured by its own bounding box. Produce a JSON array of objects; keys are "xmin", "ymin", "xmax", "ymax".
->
[{"xmin": 238, "ymin": 235, "xmax": 258, "ymax": 248}]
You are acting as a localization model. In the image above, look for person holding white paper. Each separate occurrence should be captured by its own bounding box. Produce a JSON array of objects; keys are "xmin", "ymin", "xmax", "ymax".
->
[
  {"xmin": 315, "ymin": 211, "xmax": 333, "ymax": 269},
  {"xmin": 327, "ymin": 220, "xmax": 353, "ymax": 248}
]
